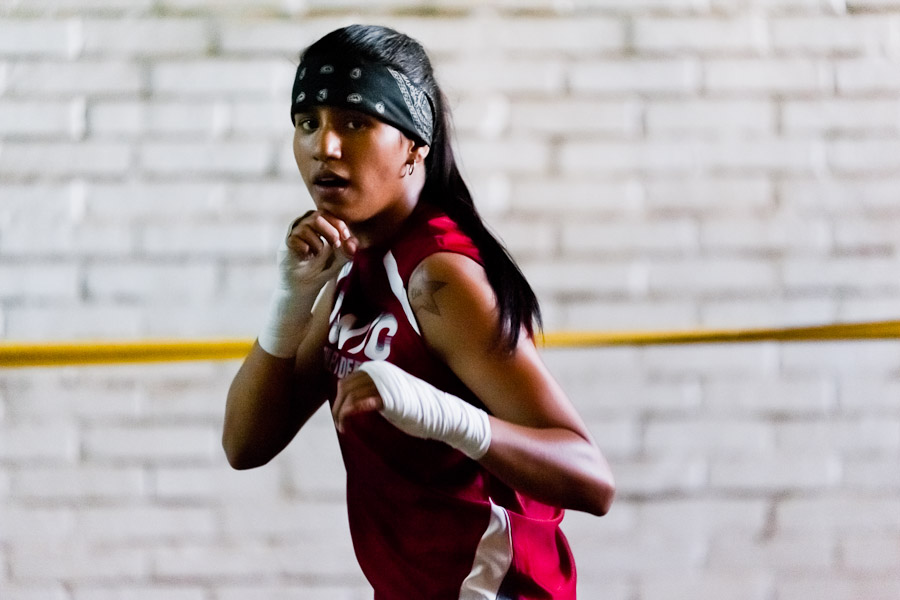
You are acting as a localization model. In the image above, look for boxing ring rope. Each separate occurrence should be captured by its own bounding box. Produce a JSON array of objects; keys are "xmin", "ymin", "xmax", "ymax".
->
[{"xmin": 1, "ymin": 320, "xmax": 898, "ymax": 369}]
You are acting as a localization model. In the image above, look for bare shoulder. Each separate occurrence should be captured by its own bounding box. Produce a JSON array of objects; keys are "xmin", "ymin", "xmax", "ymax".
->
[{"xmin": 407, "ymin": 252, "xmax": 499, "ymax": 356}]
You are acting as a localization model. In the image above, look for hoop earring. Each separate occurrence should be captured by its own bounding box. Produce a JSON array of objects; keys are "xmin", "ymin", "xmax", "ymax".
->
[{"xmin": 407, "ymin": 162, "xmax": 415, "ymax": 176}]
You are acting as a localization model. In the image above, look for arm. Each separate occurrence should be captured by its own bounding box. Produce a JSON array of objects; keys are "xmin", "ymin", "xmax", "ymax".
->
[
  {"xmin": 334, "ymin": 253, "xmax": 615, "ymax": 515},
  {"xmin": 223, "ymin": 211, "xmax": 356, "ymax": 469}
]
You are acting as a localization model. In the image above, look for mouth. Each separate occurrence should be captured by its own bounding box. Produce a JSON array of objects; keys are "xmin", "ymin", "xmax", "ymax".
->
[{"xmin": 313, "ymin": 171, "xmax": 351, "ymax": 190}]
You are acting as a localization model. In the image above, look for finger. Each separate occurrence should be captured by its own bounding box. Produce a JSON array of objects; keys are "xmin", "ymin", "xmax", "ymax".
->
[
  {"xmin": 318, "ymin": 212, "xmax": 352, "ymax": 243},
  {"xmin": 308, "ymin": 213, "xmax": 344, "ymax": 248},
  {"xmin": 292, "ymin": 227, "xmax": 327, "ymax": 256},
  {"xmin": 335, "ymin": 394, "xmax": 383, "ymax": 433}
]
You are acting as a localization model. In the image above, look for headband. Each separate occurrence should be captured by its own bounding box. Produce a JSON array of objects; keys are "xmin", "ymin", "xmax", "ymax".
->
[{"xmin": 290, "ymin": 54, "xmax": 434, "ymax": 146}]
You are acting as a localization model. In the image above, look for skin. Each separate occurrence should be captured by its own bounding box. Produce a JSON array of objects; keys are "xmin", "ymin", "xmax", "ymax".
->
[{"xmin": 223, "ymin": 104, "xmax": 615, "ymax": 516}]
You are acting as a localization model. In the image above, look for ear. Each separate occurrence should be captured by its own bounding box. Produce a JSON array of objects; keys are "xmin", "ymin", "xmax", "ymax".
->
[{"xmin": 409, "ymin": 143, "xmax": 430, "ymax": 164}]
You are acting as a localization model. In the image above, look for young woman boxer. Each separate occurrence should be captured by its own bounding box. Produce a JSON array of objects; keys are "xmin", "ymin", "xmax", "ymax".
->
[{"xmin": 223, "ymin": 24, "xmax": 615, "ymax": 600}]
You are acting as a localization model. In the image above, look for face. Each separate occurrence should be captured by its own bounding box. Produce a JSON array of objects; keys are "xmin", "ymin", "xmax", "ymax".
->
[{"xmin": 293, "ymin": 105, "xmax": 419, "ymax": 226}]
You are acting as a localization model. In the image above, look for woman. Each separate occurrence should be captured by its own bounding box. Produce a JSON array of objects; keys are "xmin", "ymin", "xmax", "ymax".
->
[{"xmin": 223, "ymin": 24, "xmax": 615, "ymax": 600}]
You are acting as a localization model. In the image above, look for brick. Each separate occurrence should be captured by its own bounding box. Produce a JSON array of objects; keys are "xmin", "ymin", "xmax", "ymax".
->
[
  {"xmin": 779, "ymin": 178, "xmax": 900, "ymax": 215},
  {"xmin": 708, "ymin": 534, "xmax": 835, "ymax": 569},
  {"xmin": 1, "ymin": 221, "xmax": 133, "ymax": 257},
  {"xmin": 0, "ymin": 424, "xmax": 79, "ymax": 463},
  {"xmin": 710, "ymin": 455, "xmax": 841, "ymax": 492},
  {"xmin": 647, "ymin": 258, "xmax": 779, "ymax": 296},
  {"xmin": 456, "ymin": 138, "xmax": 550, "ymax": 174},
  {"xmin": 279, "ymin": 537, "xmax": 368, "ymax": 578},
  {"xmin": 153, "ymin": 465, "xmax": 281, "ymax": 500},
  {"xmin": 570, "ymin": 59, "xmax": 700, "ymax": 94},
  {"xmin": 640, "ymin": 498, "xmax": 769, "ymax": 536},
  {"xmin": 214, "ymin": 585, "xmax": 373, "ymax": 600},
  {"xmin": 89, "ymin": 101, "xmax": 220, "ymax": 137},
  {"xmin": 828, "ymin": 140, "xmax": 900, "ymax": 174},
  {"xmin": 834, "ymin": 219, "xmax": 900, "ymax": 252},
  {"xmin": 562, "ymin": 218, "xmax": 699, "ymax": 256},
  {"xmin": 75, "ymin": 506, "xmax": 217, "ymax": 541},
  {"xmin": 0, "ymin": 506, "xmax": 75, "ymax": 541},
  {"xmin": 510, "ymin": 179, "xmax": 640, "ymax": 215},
  {"xmin": 281, "ymin": 410, "xmax": 361, "ymax": 499},
  {"xmin": 138, "ymin": 141, "xmax": 272, "ymax": 176},
  {"xmin": 218, "ymin": 21, "xmax": 312, "ymax": 54},
  {"xmin": 4, "ymin": 305, "xmax": 143, "ymax": 339},
  {"xmin": 782, "ymin": 342, "xmax": 900, "ymax": 377},
  {"xmin": 705, "ymin": 59, "xmax": 831, "ymax": 94},
  {"xmin": 495, "ymin": 17, "xmax": 625, "ymax": 53},
  {"xmin": 0, "ymin": 142, "xmax": 132, "ymax": 178},
  {"xmin": 487, "ymin": 217, "xmax": 556, "ymax": 259},
  {"xmin": 72, "ymin": 588, "xmax": 207, "ymax": 600},
  {"xmin": 0, "ymin": 101, "xmax": 72, "ymax": 137},
  {"xmin": 837, "ymin": 58, "xmax": 900, "ymax": 93},
  {"xmin": 777, "ymin": 577, "xmax": 900, "ymax": 600},
  {"xmin": 151, "ymin": 543, "xmax": 284, "ymax": 580},
  {"xmin": 776, "ymin": 418, "xmax": 900, "ymax": 454},
  {"xmin": 140, "ymin": 301, "xmax": 264, "ymax": 337},
  {"xmin": 634, "ymin": 17, "xmax": 766, "ymax": 53},
  {"xmin": 85, "ymin": 262, "xmax": 218, "ymax": 303},
  {"xmin": 232, "ymin": 100, "xmax": 288, "ymax": 136},
  {"xmin": 82, "ymin": 425, "xmax": 219, "ymax": 463},
  {"xmin": 783, "ymin": 258, "xmax": 900, "ymax": 292},
  {"xmin": 840, "ymin": 297, "xmax": 900, "ymax": 323},
  {"xmin": 842, "ymin": 535, "xmax": 900, "ymax": 572},
  {"xmin": 839, "ymin": 379, "xmax": 900, "ymax": 412},
  {"xmin": 140, "ymin": 220, "xmax": 272, "ymax": 257},
  {"xmin": 6, "ymin": 61, "xmax": 144, "ymax": 95},
  {"xmin": 222, "ymin": 500, "xmax": 347, "ymax": 540},
  {"xmin": 0, "ymin": 20, "xmax": 71, "ymax": 57},
  {"xmin": 777, "ymin": 496, "xmax": 900, "ymax": 533},
  {"xmin": 782, "ymin": 99, "xmax": 900, "ymax": 134},
  {"xmin": 562, "ymin": 299, "xmax": 698, "ymax": 331},
  {"xmin": 701, "ymin": 139, "xmax": 819, "ymax": 172},
  {"xmin": 81, "ymin": 19, "xmax": 210, "ymax": 56},
  {"xmin": 10, "ymin": 466, "xmax": 143, "ymax": 500},
  {"xmin": 644, "ymin": 418, "xmax": 775, "ymax": 455},
  {"xmin": 1, "ymin": 587, "xmax": 70, "ymax": 600},
  {"xmin": 704, "ymin": 378, "xmax": 835, "ymax": 416},
  {"xmin": 559, "ymin": 140, "xmax": 700, "ymax": 174},
  {"xmin": 0, "ymin": 262, "xmax": 80, "ymax": 301},
  {"xmin": 11, "ymin": 545, "xmax": 148, "ymax": 582},
  {"xmin": 442, "ymin": 59, "xmax": 568, "ymax": 95},
  {"xmin": 641, "ymin": 574, "xmax": 773, "ymax": 600},
  {"xmin": 771, "ymin": 15, "xmax": 894, "ymax": 53},
  {"xmin": 83, "ymin": 182, "xmax": 228, "ymax": 222},
  {"xmin": 5, "ymin": 0, "xmax": 154, "ymax": 14},
  {"xmin": 646, "ymin": 100, "xmax": 774, "ymax": 135},
  {"xmin": 151, "ymin": 60, "xmax": 293, "ymax": 96},
  {"xmin": 699, "ymin": 217, "xmax": 831, "ymax": 254},
  {"xmin": 701, "ymin": 298, "xmax": 837, "ymax": 329},
  {"xmin": 644, "ymin": 177, "xmax": 773, "ymax": 215},
  {"xmin": 614, "ymin": 456, "xmax": 708, "ymax": 496},
  {"xmin": 564, "ymin": 531, "xmax": 706, "ymax": 575},
  {"xmin": 521, "ymin": 260, "xmax": 633, "ymax": 296},
  {"xmin": 509, "ymin": 99, "xmax": 638, "ymax": 137}
]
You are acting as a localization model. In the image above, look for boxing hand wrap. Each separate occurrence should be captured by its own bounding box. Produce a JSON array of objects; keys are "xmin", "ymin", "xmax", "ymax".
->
[
  {"xmin": 257, "ymin": 237, "xmax": 319, "ymax": 358},
  {"xmin": 359, "ymin": 360, "xmax": 492, "ymax": 460}
]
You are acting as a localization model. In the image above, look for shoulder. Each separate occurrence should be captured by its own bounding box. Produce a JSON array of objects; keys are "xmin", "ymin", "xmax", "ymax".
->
[
  {"xmin": 407, "ymin": 252, "xmax": 498, "ymax": 359},
  {"xmin": 391, "ymin": 206, "xmax": 482, "ymax": 282}
]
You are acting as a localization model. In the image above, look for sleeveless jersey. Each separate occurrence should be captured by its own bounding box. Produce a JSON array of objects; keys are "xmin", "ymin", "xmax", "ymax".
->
[{"xmin": 323, "ymin": 203, "xmax": 577, "ymax": 600}]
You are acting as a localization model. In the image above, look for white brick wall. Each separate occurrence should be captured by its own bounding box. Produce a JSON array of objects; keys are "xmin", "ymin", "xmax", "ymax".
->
[{"xmin": 2, "ymin": 2, "xmax": 899, "ymax": 599}]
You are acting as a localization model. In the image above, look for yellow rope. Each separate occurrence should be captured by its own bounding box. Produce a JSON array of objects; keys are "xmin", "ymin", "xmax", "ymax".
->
[{"xmin": 0, "ymin": 320, "xmax": 898, "ymax": 368}]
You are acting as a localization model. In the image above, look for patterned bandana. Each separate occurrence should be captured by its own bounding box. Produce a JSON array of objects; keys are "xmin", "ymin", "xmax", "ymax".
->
[{"xmin": 290, "ymin": 54, "xmax": 434, "ymax": 146}]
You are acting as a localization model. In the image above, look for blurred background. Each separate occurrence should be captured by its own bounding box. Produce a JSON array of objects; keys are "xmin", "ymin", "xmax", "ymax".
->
[{"xmin": 1, "ymin": 0, "xmax": 899, "ymax": 599}]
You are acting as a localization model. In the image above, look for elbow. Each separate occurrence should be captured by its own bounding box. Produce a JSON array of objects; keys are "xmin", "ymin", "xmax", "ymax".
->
[
  {"xmin": 222, "ymin": 432, "xmax": 268, "ymax": 471},
  {"xmin": 579, "ymin": 477, "xmax": 616, "ymax": 517}
]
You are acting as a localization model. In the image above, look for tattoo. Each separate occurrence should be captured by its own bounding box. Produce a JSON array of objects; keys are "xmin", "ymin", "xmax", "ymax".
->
[{"xmin": 409, "ymin": 276, "xmax": 447, "ymax": 317}]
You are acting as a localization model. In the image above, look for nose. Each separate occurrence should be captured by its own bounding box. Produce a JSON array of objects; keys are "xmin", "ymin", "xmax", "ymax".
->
[{"xmin": 313, "ymin": 124, "xmax": 341, "ymax": 161}]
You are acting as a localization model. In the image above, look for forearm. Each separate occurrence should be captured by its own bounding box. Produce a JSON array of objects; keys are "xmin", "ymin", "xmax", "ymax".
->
[
  {"xmin": 479, "ymin": 419, "xmax": 615, "ymax": 516},
  {"xmin": 223, "ymin": 341, "xmax": 324, "ymax": 469}
]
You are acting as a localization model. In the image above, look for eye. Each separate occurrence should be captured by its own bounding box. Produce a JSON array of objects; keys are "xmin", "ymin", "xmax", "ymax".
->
[
  {"xmin": 345, "ymin": 118, "xmax": 366, "ymax": 131},
  {"xmin": 295, "ymin": 116, "xmax": 318, "ymax": 131}
]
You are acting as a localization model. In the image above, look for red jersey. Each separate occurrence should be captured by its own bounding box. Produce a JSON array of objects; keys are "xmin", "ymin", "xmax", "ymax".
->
[{"xmin": 323, "ymin": 203, "xmax": 577, "ymax": 600}]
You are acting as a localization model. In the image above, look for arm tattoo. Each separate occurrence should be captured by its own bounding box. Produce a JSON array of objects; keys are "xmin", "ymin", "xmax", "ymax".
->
[{"xmin": 409, "ymin": 276, "xmax": 447, "ymax": 317}]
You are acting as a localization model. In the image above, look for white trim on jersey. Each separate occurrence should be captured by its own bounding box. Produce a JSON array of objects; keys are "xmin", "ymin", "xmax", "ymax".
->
[
  {"xmin": 458, "ymin": 500, "xmax": 513, "ymax": 599},
  {"xmin": 383, "ymin": 250, "xmax": 421, "ymax": 336}
]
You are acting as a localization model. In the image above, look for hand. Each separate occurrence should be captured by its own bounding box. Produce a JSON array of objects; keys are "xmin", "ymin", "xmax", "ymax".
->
[
  {"xmin": 281, "ymin": 211, "xmax": 359, "ymax": 290},
  {"xmin": 332, "ymin": 370, "xmax": 384, "ymax": 433}
]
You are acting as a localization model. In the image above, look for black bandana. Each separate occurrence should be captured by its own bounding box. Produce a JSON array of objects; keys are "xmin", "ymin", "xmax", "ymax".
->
[{"xmin": 290, "ymin": 54, "xmax": 434, "ymax": 146}]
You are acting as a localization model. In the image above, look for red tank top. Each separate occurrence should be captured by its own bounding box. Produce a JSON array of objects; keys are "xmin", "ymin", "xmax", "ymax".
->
[{"xmin": 323, "ymin": 203, "xmax": 576, "ymax": 600}]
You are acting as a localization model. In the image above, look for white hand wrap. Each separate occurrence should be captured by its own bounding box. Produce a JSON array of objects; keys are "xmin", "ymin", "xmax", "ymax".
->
[
  {"xmin": 257, "ymin": 237, "xmax": 316, "ymax": 358},
  {"xmin": 359, "ymin": 361, "xmax": 492, "ymax": 460}
]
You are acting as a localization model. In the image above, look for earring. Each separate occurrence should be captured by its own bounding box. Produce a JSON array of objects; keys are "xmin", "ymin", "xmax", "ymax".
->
[{"xmin": 407, "ymin": 162, "xmax": 415, "ymax": 176}]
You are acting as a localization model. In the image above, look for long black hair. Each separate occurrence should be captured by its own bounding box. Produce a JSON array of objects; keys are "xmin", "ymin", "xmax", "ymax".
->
[{"xmin": 302, "ymin": 24, "xmax": 541, "ymax": 352}]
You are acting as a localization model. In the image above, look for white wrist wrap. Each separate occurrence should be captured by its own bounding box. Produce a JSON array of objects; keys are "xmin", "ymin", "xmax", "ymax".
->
[
  {"xmin": 257, "ymin": 288, "xmax": 311, "ymax": 358},
  {"xmin": 359, "ymin": 361, "xmax": 492, "ymax": 460}
]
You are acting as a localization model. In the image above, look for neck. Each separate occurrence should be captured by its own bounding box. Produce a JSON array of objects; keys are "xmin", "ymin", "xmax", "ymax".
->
[{"xmin": 352, "ymin": 176, "xmax": 425, "ymax": 248}]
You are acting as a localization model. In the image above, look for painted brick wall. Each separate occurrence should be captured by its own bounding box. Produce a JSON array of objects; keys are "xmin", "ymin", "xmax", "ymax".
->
[{"xmin": 2, "ymin": 1, "xmax": 899, "ymax": 599}]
